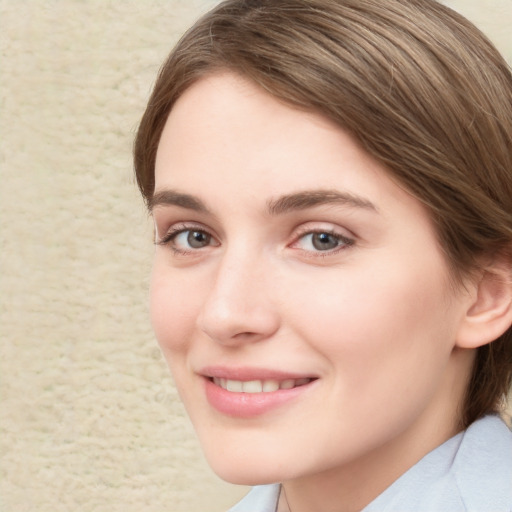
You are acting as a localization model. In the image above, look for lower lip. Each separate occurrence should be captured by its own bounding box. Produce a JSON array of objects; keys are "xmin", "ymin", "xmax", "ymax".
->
[{"xmin": 204, "ymin": 378, "xmax": 315, "ymax": 418}]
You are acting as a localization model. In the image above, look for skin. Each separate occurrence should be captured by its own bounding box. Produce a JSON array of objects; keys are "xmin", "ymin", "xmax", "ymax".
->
[{"xmin": 150, "ymin": 72, "xmax": 478, "ymax": 512}]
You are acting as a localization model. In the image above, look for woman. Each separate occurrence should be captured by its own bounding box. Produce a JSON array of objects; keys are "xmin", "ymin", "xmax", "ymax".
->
[{"xmin": 134, "ymin": 0, "xmax": 512, "ymax": 510}]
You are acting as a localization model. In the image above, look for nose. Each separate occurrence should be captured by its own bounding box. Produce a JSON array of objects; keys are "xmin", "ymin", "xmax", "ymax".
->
[{"xmin": 196, "ymin": 248, "xmax": 280, "ymax": 346}]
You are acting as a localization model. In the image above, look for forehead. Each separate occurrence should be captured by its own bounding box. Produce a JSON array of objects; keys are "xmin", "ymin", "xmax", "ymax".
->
[
  {"xmin": 154, "ymin": 72, "xmax": 433, "ymax": 232},
  {"xmin": 157, "ymin": 75, "xmax": 378, "ymax": 189},
  {"xmin": 156, "ymin": 73, "xmax": 340, "ymax": 176}
]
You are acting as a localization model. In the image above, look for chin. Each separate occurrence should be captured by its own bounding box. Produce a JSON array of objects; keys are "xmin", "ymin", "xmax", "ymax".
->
[
  {"xmin": 212, "ymin": 464, "xmax": 281, "ymax": 486},
  {"xmin": 201, "ymin": 443, "xmax": 286, "ymax": 486}
]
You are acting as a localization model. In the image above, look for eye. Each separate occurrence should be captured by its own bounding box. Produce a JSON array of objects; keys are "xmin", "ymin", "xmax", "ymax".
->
[
  {"xmin": 175, "ymin": 230, "xmax": 212, "ymax": 249},
  {"xmin": 157, "ymin": 225, "xmax": 219, "ymax": 253},
  {"xmin": 293, "ymin": 230, "xmax": 353, "ymax": 253}
]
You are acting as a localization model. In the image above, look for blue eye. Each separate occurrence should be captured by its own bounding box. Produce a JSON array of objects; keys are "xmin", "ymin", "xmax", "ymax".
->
[
  {"xmin": 174, "ymin": 230, "xmax": 212, "ymax": 249},
  {"xmin": 295, "ymin": 231, "xmax": 352, "ymax": 252},
  {"xmin": 158, "ymin": 226, "xmax": 218, "ymax": 253},
  {"xmin": 174, "ymin": 229, "xmax": 212, "ymax": 249}
]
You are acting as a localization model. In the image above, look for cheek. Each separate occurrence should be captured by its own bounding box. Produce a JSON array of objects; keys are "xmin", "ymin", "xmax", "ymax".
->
[
  {"xmin": 279, "ymin": 261, "xmax": 460, "ymax": 443},
  {"xmin": 286, "ymin": 255, "xmax": 456, "ymax": 380},
  {"xmin": 149, "ymin": 265, "xmax": 201, "ymax": 355}
]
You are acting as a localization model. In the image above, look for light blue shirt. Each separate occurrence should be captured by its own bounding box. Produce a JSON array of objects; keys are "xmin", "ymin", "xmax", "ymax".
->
[{"xmin": 228, "ymin": 415, "xmax": 512, "ymax": 512}]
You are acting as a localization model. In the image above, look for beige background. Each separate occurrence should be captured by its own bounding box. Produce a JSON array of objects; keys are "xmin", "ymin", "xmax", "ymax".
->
[{"xmin": 1, "ymin": 1, "xmax": 511, "ymax": 511}]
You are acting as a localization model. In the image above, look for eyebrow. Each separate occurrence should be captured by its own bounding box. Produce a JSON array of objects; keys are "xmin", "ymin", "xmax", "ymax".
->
[
  {"xmin": 150, "ymin": 190, "xmax": 210, "ymax": 213},
  {"xmin": 267, "ymin": 189, "xmax": 378, "ymax": 215},
  {"xmin": 150, "ymin": 188, "xmax": 377, "ymax": 215}
]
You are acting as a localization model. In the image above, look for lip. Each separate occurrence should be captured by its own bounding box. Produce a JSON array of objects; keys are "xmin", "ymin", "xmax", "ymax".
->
[
  {"xmin": 201, "ymin": 366, "xmax": 316, "ymax": 381},
  {"xmin": 200, "ymin": 366, "xmax": 318, "ymax": 418}
]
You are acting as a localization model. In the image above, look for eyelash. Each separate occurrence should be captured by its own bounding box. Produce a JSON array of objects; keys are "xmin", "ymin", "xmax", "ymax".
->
[
  {"xmin": 156, "ymin": 223, "xmax": 215, "ymax": 255},
  {"xmin": 291, "ymin": 227, "xmax": 354, "ymax": 257},
  {"xmin": 156, "ymin": 224, "xmax": 355, "ymax": 257}
]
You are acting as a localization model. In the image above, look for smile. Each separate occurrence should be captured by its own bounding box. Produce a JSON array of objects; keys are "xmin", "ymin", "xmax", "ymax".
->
[
  {"xmin": 211, "ymin": 377, "xmax": 314, "ymax": 393},
  {"xmin": 203, "ymin": 372, "xmax": 318, "ymax": 418}
]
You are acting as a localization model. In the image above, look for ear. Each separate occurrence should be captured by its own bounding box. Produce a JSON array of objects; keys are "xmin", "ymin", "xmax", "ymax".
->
[{"xmin": 456, "ymin": 257, "xmax": 512, "ymax": 349}]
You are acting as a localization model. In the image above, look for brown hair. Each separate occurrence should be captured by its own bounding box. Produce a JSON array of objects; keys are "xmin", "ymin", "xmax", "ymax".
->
[{"xmin": 134, "ymin": 0, "xmax": 512, "ymax": 427}]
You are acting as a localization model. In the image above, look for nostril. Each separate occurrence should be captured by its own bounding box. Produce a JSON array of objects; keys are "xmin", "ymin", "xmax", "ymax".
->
[
  {"xmin": 198, "ymin": 307, "xmax": 280, "ymax": 346},
  {"xmin": 196, "ymin": 270, "xmax": 281, "ymax": 345},
  {"xmin": 233, "ymin": 331, "xmax": 259, "ymax": 339}
]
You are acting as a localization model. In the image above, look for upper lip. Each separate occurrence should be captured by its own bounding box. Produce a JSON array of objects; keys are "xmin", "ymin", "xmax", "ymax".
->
[{"xmin": 199, "ymin": 366, "xmax": 318, "ymax": 381}]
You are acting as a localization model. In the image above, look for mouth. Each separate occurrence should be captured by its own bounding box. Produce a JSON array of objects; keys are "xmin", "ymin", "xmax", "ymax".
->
[
  {"xmin": 201, "ymin": 369, "xmax": 318, "ymax": 418},
  {"xmin": 210, "ymin": 377, "xmax": 315, "ymax": 393}
]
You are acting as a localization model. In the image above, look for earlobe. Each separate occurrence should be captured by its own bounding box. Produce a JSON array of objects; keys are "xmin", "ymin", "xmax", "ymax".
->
[{"xmin": 456, "ymin": 261, "xmax": 512, "ymax": 349}]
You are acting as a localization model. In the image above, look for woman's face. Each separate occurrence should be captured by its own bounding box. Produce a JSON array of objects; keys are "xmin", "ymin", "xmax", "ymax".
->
[{"xmin": 151, "ymin": 73, "xmax": 473, "ymax": 486}]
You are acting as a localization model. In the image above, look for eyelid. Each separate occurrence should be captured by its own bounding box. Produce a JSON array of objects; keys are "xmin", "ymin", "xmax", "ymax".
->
[
  {"xmin": 155, "ymin": 222, "xmax": 218, "ymax": 249},
  {"xmin": 152, "ymin": 207, "xmax": 219, "ymax": 241},
  {"xmin": 155, "ymin": 220, "xmax": 355, "ymax": 258},
  {"xmin": 155, "ymin": 222, "xmax": 189, "ymax": 245},
  {"xmin": 289, "ymin": 224, "xmax": 355, "ymax": 256},
  {"xmin": 292, "ymin": 222, "xmax": 355, "ymax": 241}
]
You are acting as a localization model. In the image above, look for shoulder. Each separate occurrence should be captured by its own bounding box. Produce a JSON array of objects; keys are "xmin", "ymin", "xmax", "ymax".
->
[
  {"xmin": 365, "ymin": 415, "xmax": 512, "ymax": 511},
  {"xmin": 451, "ymin": 414, "xmax": 512, "ymax": 509},
  {"xmin": 227, "ymin": 484, "xmax": 280, "ymax": 512}
]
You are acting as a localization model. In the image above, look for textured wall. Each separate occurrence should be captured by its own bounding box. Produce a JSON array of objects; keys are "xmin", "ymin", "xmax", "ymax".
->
[{"xmin": 0, "ymin": 1, "xmax": 511, "ymax": 511}]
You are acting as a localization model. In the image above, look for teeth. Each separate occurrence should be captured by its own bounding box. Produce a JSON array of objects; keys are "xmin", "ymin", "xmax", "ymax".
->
[
  {"xmin": 280, "ymin": 379, "xmax": 295, "ymax": 390},
  {"xmin": 212, "ymin": 377, "xmax": 312, "ymax": 393},
  {"xmin": 226, "ymin": 379, "xmax": 243, "ymax": 392},
  {"xmin": 242, "ymin": 380, "xmax": 263, "ymax": 393},
  {"xmin": 262, "ymin": 380, "xmax": 280, "ymax": 392}
]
